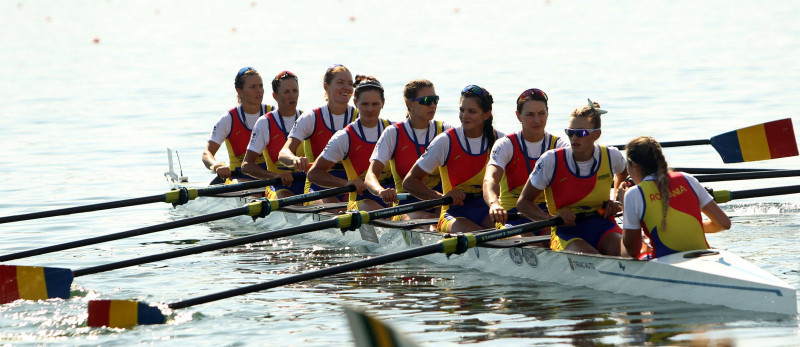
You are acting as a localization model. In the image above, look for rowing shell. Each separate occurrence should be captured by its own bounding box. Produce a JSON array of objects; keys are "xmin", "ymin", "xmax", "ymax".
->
[{"xmin": 168, "ymin": 177, "xmax": 798, "ymax": 316}]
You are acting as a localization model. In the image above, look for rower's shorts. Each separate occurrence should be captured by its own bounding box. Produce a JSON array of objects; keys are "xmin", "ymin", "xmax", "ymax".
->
[
  {"xmin": 346, "ymin": 190, "xmax": 389, "ymax": 211},
  {"xmin": 437, "ymin": 197, "xmax": 489, "ymax": 233},
  {"xmin": 305, "ymin": 169, "xmax": 348, "ymax": 202},
  {"xmin": 266, "ymin": 179, "xmax": 305, "ymax": 200},
  {"xmin": 496, "ymin": 204, "xmax": 549, "ymax": 236},
  {"xmin": 550, "ymin": 215, "xmax": 622, "ymax": 251}
]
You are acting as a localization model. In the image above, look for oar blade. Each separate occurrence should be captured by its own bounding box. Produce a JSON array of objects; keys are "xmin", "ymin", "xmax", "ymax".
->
[
  {"xmin": 345, "ymin": 306, "xmax": 418, "ymax": 347},
  {"xmin": 710, "ymin": 118, "xmax": 798, "ymax": 163},
  {"xmin": 88, "ymin": 300, "xmax": 166, "ymax": 328},
  {"xmin": 0, "ymin": 265, "xmax": 73, "ymax": 304}
]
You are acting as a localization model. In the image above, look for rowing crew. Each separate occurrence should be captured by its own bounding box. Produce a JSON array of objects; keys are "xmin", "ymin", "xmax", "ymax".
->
[{"xmin": 202, "ymin": 65, "xmax": 731, "ymax": 259}]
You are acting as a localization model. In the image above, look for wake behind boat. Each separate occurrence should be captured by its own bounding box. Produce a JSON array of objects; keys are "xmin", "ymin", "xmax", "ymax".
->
[{"xmin": 164, "ymin": 162, "xmax": 798, "ymax": 316}]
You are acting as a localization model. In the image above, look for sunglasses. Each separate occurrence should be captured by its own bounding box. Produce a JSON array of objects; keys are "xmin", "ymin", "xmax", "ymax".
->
[
  {"xmin": 237, "ymin": 66, "xmax": 255, "ymax": 77},
  {"xmin": 274, "ymin": 70, "xmax": 296, "ymax": 80},
  {"xmin": 517, "ymin": 88, "xmax": 548, "ymax": 104},
  {"xmin": 461, "ymin": 85, "xmax": 487, "ymax": 96},
  {"xmin": 565, "ymin": 128, "xmax": 601, "ymax": 138},
  {"xmin": 327, "ymin": 63, "xmax": 343, "ymax": 71},
  {"xmin": 410, "ymin": 95, "xmax": 440, "ymax": 106}
]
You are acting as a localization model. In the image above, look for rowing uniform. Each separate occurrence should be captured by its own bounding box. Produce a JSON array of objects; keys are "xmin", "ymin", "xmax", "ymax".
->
[
  {"xmin": 416, "ymin": 127, "xmax": 504, "ymax": 233},
  {"xmin": 246, "ymin": 109, "xmax": 305, "ymax": 198},
  {"xmin": 529, "ymin": 145, "xmax": 626, "ymax": 251},
  {"xmin": 488, "ymin": 132, "xmax": 566, "ymax": 229},
  {"xmin": 320, "ymin": 118, "xmax": 393, "ymax": 210},
  {"xmin": 370, "ymin": 120, "xmax": 450, "ymax": 205},
  {"xmin": 622, "ymin": 172, "xmax": 712, "ymax": 258},
  {"xmin": 288, "ymin": 104, "xmax": 359, "ymax": 197},
  {"xmin": 208, "ymin": 104, "xmax": 274, "ymax": 183}
]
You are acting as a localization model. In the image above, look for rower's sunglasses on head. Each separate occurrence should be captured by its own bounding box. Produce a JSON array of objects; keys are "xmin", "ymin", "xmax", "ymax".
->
[
  {"xmin": 274, "ymin": 70, "xmax": 296, "ymax": 80},
  {"xmin": 565, "ymin": 128, "xmax": 601, "ymax": 138},
  {"xmin": 327, "ymin": 63, "xmax": 343, "ymax": 71},
  {"xmin": 410, "ymin": 95, "xmax": 440, "ymax": 106},
  {"xmin": 461, "ymin": 85, "xmax": 487, "ymax": 96},
  {"xmin": 517, "ymin": 88, "xmax": 548, "ymax": 103},
  {"xmin": 237, "ymin": 67, "xmax": 255, "ymax": 77}
]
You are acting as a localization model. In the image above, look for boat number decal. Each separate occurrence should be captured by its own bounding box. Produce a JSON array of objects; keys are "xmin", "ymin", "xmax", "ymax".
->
[
  {"xmin": 509, "ymin": 248, "xmax": 523, "ymax": 266},
  {"xmin": 567, "ymin": 257, "xmax": 598, "ymax": 276},
  {"xmin": 618, "ymin": 262, "xmax": 626, "ymax": 271},
  {"xmin": 359, "ymin": 225, "xmax": 379, "ymax": 243},
  {"xmin": 523, "ymin": 249, "xmax": 538, "ymax": 267}
]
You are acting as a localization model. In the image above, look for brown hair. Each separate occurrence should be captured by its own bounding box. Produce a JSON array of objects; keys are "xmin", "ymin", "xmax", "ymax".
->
[
  {"xmin": 235, "ymin": 68, "xmax": 261, "ymax": 104},
  {"xmin": 403, "ymin": 79, "xmax": 434, "ymax": 118},
  {"xmin": 461, "ymin": 85, "xmax": 496, "ymax": 149},
  {"xmin": 323, "ymin": 64, "xmax": 351, "ymax": 101},
  {"xmin": 271, "ymin": 71, "xmax": 298, "ymax": 93},
  {"xmin": 626, "ymin": 136, "xmax": 671, "ymax": 230},
  {"xmin": 353, "ymin": 75, "xmax": 384, "ymax": 102},
  {"xmin": 569, "ymin": 101, "xmax": 603, "ymax": 128}
]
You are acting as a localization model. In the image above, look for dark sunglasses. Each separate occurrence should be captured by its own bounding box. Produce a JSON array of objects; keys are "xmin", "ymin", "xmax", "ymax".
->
[
  {"xmin": 517, "ymin": 88, "xmax": 548, "ymax": 103},
  {"xmin": 461, "ymin": 85, "xmax": 487, "ymax": 97},
  {"xmin": 237, "ymin": 66, "xmax": 255, "ymax": 77},
  {"xmin": 274, "ymin": 70, "xmax": 296, "ymax": 80},
  {"xmin": 410, "ymin": 95, "xmax": 440, "ymax": 106},
  {"xmin": 565, "ymin": 128, "xmax": 600, "ymax": 138}
]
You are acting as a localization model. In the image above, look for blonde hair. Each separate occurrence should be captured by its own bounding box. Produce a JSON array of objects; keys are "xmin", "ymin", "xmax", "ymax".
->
[
  {"xmin": 626, "ymin": 136, "xmax": 671, "ymax": 230},
  {"xmin": 569, "ymin": 101, "xmax": 603, "ymax": 128}
]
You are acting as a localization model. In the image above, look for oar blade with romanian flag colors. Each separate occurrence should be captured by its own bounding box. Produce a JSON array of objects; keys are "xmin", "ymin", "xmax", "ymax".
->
[
  {"xmin": 709, "ymin": 118, "xmax": 798, "ymax": 163},
  {"xmin": 88, "ymin": 300, "xmax": 165, "ymax": 327},
  {"xmin": 0, "ymin": 265, "xmax": 73, "ymax": 304}
]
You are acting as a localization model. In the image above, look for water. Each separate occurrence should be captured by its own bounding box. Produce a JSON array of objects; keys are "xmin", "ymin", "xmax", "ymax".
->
[{"xmin": 1, "ymin": 0, "xmax": 799, "ymax": 345}]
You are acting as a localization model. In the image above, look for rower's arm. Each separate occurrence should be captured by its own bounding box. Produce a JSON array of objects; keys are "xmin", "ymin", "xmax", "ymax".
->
[
  {"xmin": 202, "ymin": 140, "xmax": 231, "ymax": 179},
  {"xmin": 483, "ymin": 164, "xmax": 507, "ymax": 224},
  {"xmin": 278, "ymin": 137, "xmax": 309, "ymax": 172},
  {"xmin": 623, "ymin": 228, "xmax": 643, "ymax": 258},
  {"xmin": 700, "ymin": 201, "xmax": 731, "ymax": 233},
  {"xmin": 242, "ymin": 150, "xmax": 295, "ymax": 186},
  {"xmin": 516, "ymin": 181, "xmax": 550, "ymax": 221},
  {"xmin": 307, "ymin": 157, "xmax": 344, "ymax": 188},
  {"xmin": 365, "ymin": 160, "xmax": 398, "ymax": 204},
  {"xmin": 402, "ymin": 164, "xmax": 440, "ymax": 200}
]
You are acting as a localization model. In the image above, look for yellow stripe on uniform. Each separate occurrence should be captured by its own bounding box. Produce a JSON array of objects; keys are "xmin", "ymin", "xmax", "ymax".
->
[
  {"xmin": 16, "ymin": 266, "xmax": 48, "ymax": 300},
  {"xmin": 737, "ymin": 123, "xmax": 772, "ymax": 162},
  {"xmin": 109, "ymin": 300, "xmax": 139, "ymax": 328}
]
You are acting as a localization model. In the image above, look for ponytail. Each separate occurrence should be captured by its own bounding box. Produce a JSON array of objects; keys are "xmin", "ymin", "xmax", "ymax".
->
[
  {"xmin": 460, "ymin": 85, "xmax": 495, "ymax": 149},
  {"xmin": 626, "ymin": 136, "xmax": 671, "ymax": 231}
]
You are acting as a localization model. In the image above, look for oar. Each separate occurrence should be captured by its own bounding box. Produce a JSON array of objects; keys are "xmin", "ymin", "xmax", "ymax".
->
[
  {"xmin": 0, "ymin": 174, "xmax": 304, "ymax": 224},
  {"xmin": 695, "ymin": 169, "xmax": 800, "ymax": 182},
  {"xmin": 87, "ymin": 211, "xmax": 594, "ymax": 328},
  {"xmin": 0, "ymin": 195, "xmax": 449, "ymax": 304},
  {"xmin": 670, "ymin": 167, "xmax": 781, "ymax": 174},
  {"xmin": 710, "ymin": 185, "xmax": 800, "ymax": 203},
  {"xmin": 0, "ymin": 185, "xmax": 352, "ymax": 263},
  {"xmin": 613, "ymin": 118, "xmax": 798, "ymax": 163}
]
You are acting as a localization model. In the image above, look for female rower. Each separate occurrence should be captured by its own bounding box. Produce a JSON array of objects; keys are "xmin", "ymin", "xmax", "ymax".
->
[
  {"xmin": 307, "ymin": 76, "xmax": 392, "ymax": 211},
  {"xmin": 365, "ymin": 79, "xmax": 450, "ymax": 219},
  {"xmin": 242, "ymin": 70, "xmax": 302, "ymax": 199},
  {"xmin": 620, "ymin": 136, "xmax": 731, "ymax": 259},
  {"xmin": 483, "ymin": 88, "xmax": 567, "ymax": 228},
  {"xmin": 517, "ymin": 100, "xmax": 626, "ymax": 255},
  {"xmin": 202, "ymin": 67, "xmax": 274, "ymax": 184},
  {"xmin": 403, "ymin": 85, "xmax": 503, "ymax": 233},
  {"xmin": 278, "ymin": 64, "xmax": 358, "ymax": 203}
]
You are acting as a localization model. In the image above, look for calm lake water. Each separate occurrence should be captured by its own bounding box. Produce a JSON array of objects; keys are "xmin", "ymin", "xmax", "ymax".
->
[{"xmin": 1, "ymin": 0, "xmax": 799, "ymax": 345}]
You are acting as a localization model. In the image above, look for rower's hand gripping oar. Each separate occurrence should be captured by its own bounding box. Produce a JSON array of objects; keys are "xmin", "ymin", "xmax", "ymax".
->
[
  {"xmin": 0, "ymin": 173, "xmax": 305, "ymax": 225},
  {"xmin": 86, "ymin": 210, "xmax": 593, "ymax": 328},
  {"xmin": 612, "ymin": 118, "xmax": 798, "ymax": 163},
  {"xmin": 0, "ymin": 194, "xmax": 449, "ymax": 305}
]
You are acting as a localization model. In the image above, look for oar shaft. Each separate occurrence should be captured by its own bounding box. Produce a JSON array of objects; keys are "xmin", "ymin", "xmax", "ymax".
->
[
  {"xmin": 196, "ymin": 175, "xmax": 303, "ymax": 197},
  {"xmin": 0, "ymin": 207, "xmax": 249, "ymax": 262},
  {"xmin": 72, "ymin": 218, "xmax": 340, "ymax": 277},
  {"xmin": 695, "ymin": 170, "xmax": 800, "ymax": 182},
  {"xmin": 0, "ymin": 195, "xmax": 164, "ymax": 224},
  {"xmin": 730, "ymin": 185, "xmax": 800, "ymax": 200},
  {"xmin": 614, "ymin": 139, "xmax": 711, "ymax": 150},
  {"xmin": 671, "ymin": 167, "xmax": 780, "ymax": 174}
]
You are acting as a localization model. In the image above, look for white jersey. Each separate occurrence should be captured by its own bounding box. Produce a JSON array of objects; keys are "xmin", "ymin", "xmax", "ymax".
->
[
  {"xmin": 208, "ymin": 104, "xmax": 271, "ymax": 145},
  {"xmin": 369, "ymin": 120, "xmax": 454, "ymax": 165},
  {"xmin": 622, "ymin": 173, "xmax": 713, "ymax": 229},
  {"xmin": 246, "ymin": 110, "xmax": 301, "ymax": 153},
  {"xmin": 287, "ymin": 104, "xmax": 352, "ymax": 141},
  {"xmin": 416, "ymin": 127, "xmax": 505, "ymax": 174},
  {"xmin": 487, "ymin": 132, "xmax": 568, "ymax": 169},
  {"xmin": 529, "ymin": 145, "xmax": 626, "ymax": 190},
  {"xmin": 321, "ymin": 120, "xmax": 389, "ymax": 163}
]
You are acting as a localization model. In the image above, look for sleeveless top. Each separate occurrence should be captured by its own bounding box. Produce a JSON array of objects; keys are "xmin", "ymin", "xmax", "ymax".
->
[
  {"xmin": 389, "ymin": 120, "xmax": 445, "ymax": 193},
  {"xmin": 224, "ymin": 104, "xmax": 273, "ymax": 170}
]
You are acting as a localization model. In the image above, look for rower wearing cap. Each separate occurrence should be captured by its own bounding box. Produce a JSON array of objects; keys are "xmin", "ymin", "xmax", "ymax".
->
[
  {"xmin": 278, "ymin": 64, "xmax": 359, "ymax": 203},
  {"xmin": 403, "ymin": 85, "xmax": 503, "ymax": 233},
  {"xmin": 203, "ymin": 67, "xmax": 275, "ymax": 184},
  {"xmin": 483, "ymin": 88, "xmax": 567, "ymax": 230},
  {"xmin": 365, "ymin": 79, "xmax": 451, "ymax": 219},
  {"xmin": 619, "ymin": 136, "xmax": 730, "ymax": 259},
  {"xmin": 308, "ymin": 76, "xmax": 393, "ymax": 211},
  {"xmin": 517, "ymin": 100, "xmax": 627, "ymax": 255},
  {"xmin": 242, "ymin": 70, "xmax": 303, "ymax": 198}
]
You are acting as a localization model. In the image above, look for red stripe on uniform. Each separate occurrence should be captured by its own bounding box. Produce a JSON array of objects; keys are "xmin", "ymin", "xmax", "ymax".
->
[
  {"xmin": 0, "ymin": 265, "xmax": 20, "ymax": 304},
  {"xmin": 764, "ymin": 118, "xmax": 798, "ymax": 158},
  {"xmin": 88, "ymin": 300, "xmax": 112, "ymax": 327}
]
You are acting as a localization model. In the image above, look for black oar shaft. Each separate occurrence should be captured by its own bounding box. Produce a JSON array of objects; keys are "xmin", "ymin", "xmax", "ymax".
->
[
  {"xmin": 671, "ymin": 167, "xmax": 780, "ymax": 174},
  {"xmin": 614, "ymin": 139, "xmax": 711, "ymax": 150},
  {"xmin": 0, "ymin": 195, "xmax": 164, "ymax": 224},
  {"xmin": 73, "ymin": 218, "xmax": 340, "ymax": 277},
  {"xmin": 695, "ymin": 170, "xmax": 800, "ymax": 182},
  {"xmin": 729, "ymin": 185, "xmax": 800, "ymax": 200},
  {"xmin": 0, "ymin": 207, "xmax": 249, "ymax": 262}
]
